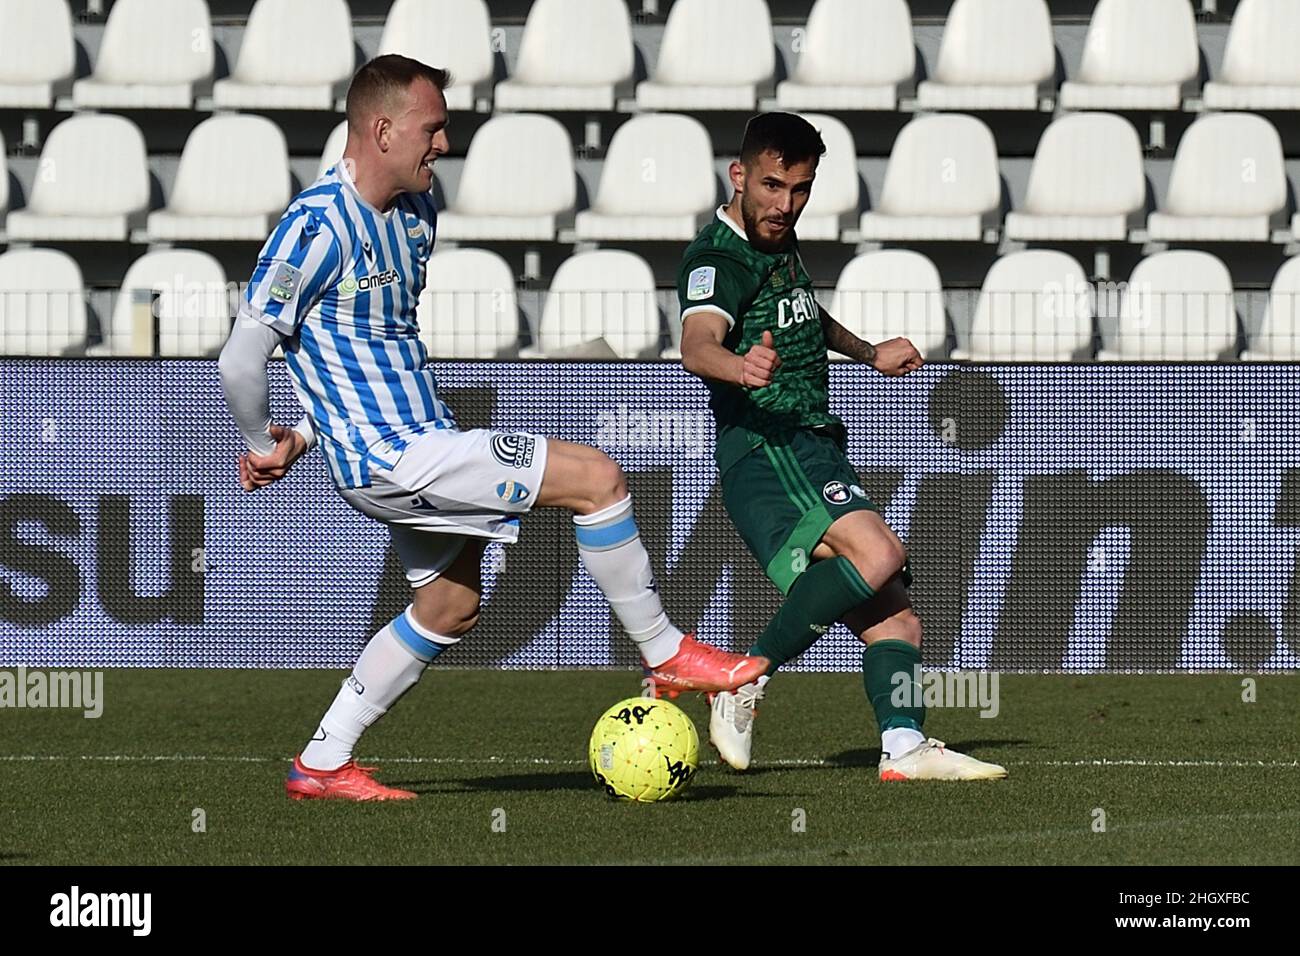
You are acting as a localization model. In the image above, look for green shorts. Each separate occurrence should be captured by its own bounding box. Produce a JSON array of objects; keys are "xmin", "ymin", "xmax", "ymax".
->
[{"xmin": 721, "ymin": 427, "xmax": 880, "ymax": 595}]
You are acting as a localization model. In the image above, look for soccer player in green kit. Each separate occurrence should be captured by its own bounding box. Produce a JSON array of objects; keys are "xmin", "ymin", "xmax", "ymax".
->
[{"xmin": 675, "ymin": 113, "xmax": 1006, "ymax": 781}]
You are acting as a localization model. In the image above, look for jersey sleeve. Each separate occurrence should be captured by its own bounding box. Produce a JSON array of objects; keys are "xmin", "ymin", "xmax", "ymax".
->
[
  {"xmin": 239, "ymin": 209, "xmax": 342, "ymax": 336},
  {"xmin": 676, "ymin": 251, "xmax": 757, "ymax": 331}
]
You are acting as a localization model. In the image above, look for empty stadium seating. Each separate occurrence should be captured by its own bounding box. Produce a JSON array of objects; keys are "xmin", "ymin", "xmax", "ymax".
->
[
  {"xmin": 1203, "ymin": 0, "xmax": 1300, "ymax": 111},
  {"xmin": 775, "ymin": 0, "xmax": 915, "ymax": 111},
  {"xmin": 1059, "ymin": 0, "xmax": 1198, "ymax": 111},
  {"xmin": 0, "ymin": 0, "xmax": 74, "ymax": 108},
  {"xmin": 535, "ymin": 250, "xmax": 659, "ymax": 358},
  {"xmin": 830, "ymin": 250, "xmax": 947, "ymax": 359},
  {"xmin": 0, "ymin": 248, "xmax": 86, "ymax": 356},
  {"xmin": 1004, "ymin": 113, "xmax": 1145, "ymax": 242},
  {"xmin": 4, "ymin": 0, "xmax": 1300, "ymax": 364},
  {"xmin": 212, "ymin": 0, "xmax": 354, "ymax": 110},
  {"xmin": 436, "ymin": 114, "xmax": 575, "ymax": 241},
  {"xmin": 916, "ymin": 0, "xmax": 1055, "ymax": 111},
  {"xmin": 572, "ymin": 114, "xmax": 716, "ymax": 242},
  {"xmin": 5, "ymin": 115, "xmax": 149, "ymax": 241},
  {"xmin": 493, "ymin": 0, "xmax": 633, "ymax": 112},
  {"xmin": 635, "ymin": 0, "xmax": 774, "ymax": 111},
  {"xmin": 143, "ymin": 114, "xmax": 291, "ymax": 242},
  {"xmin": 417, "ymin": 248, "xmax": 520, "ymax": 358},
  {"xmin": 1145, "ymin": 113, "xmax": 1287, "ymax": 243},
  {"xmin": 71, "ymin": 0, "xmax": 213, "ymax": 109},
  {"xmin": 1099, "ymin": 251, "xmax": 1238, "ymax": 360},
  {"xmin": 954, "ymin": 250, "xmax": 1093, "ymax": 361},
  {"xmin": 107, "ymin": 249, "xmax": 229, "ymax": 356},
  {"xmin": 1241, "ymin": 255, "xmax": 1300, "ymax": 360},
  {"xmin": 858, "ymin": 114, "xmax": 1001, "ymax": 241}
]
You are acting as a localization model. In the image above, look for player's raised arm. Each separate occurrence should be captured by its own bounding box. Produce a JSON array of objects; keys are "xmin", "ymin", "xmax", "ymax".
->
[
  {"xmin": 681, "ymin": 312, "xmax": 781, "ymax": 388},
  {"xmin": 818, "ymin": 304, "xmax": 923, "ymax": 376}
]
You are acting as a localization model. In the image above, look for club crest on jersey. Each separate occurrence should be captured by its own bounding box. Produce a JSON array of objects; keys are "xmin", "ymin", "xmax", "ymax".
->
[
  {"xmin": 491, "ymin": 433, "xmax": 536, "ymax": 469},
  {"xmin": 686, "ymin": 265, "xmax": 716, "ymax": 301},
  {"xmin": 496, "ymin": 480, "xmax": 530, "ymax": 504},
  {"xmin": 823, "ymin": 480, "xmax": 851, "ymax": 505},
  {"xmin": 338, "ymin": 269, "xmax": 400, "ymax": 298}
]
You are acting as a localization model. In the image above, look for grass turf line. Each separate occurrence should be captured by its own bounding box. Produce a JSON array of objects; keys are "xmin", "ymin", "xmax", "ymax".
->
[{"xmin": 1, "ymin": 671, "xmax": 1297, "ymax": 865}]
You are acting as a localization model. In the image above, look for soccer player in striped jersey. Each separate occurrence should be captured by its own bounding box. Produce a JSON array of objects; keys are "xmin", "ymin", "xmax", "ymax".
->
[{"xmin": 219, "ymin": 56, "xmax": 767, "ymax": 802}]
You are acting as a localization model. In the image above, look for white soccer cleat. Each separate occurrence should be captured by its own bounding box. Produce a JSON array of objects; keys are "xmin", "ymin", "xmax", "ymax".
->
[
  {"xmin": 878, "ymin": 737, "xmax": 1008, "ymax": 781},
  {"xmin": 708, "ymin": 675, "xmax": 768, "ymax": 771}
]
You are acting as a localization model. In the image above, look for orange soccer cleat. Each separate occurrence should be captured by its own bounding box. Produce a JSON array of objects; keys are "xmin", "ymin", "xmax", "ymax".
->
[
  {"xmin": 285, "ymin": 756, "xmax": 417, "ymax": 801},
  {"xmin": 644, "ymin": 633, "xmax": 770, "ymax": 699}
]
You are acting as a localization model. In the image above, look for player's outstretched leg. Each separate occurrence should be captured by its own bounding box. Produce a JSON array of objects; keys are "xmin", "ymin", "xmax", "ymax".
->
[
  {"xmin": 537, "ymin": 439, "xmax": 768, "ymax": 695},
  {"xmin": 287, "ymin": 539, "xmax": 485, "ymax": 801}
]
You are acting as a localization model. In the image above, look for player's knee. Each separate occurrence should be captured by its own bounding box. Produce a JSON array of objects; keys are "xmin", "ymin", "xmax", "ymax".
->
[
  {"xmin": 586, "ymin": 452, "xmax": 628, "ymax": 510},
  {"xmin": 846, "ymin": 530, "xmax": 907, "ymax": 591},
  {"xmin": 411, "ymin": 593, "xmax": 481, "ymax": 639}
]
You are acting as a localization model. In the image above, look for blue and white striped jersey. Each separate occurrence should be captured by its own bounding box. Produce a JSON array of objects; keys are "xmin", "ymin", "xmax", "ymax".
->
[{"xmin": 239, "ymin": 162, "xmax": 456, "ymax": 489}]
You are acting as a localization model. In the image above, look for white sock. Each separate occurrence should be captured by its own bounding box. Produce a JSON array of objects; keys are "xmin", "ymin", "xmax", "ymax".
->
[
  {"xmin": 881, "ymin": 727, "xmax": 926, "ymax": 761},
  {"xmin": 573, "ymin": 495, "xmax": 683, "ymax": 667},
  {"xmin": 300, "ymin": 606, "xmax": 459, "ymax": 771}
]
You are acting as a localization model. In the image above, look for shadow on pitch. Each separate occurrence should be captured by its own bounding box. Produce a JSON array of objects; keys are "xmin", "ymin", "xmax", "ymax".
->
[{"xmin": 397, "ymin": 772, "xmax": 748, "ymax": 802}]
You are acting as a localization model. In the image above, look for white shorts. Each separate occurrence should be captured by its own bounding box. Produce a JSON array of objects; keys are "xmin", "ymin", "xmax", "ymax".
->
[{"xmin": 338, "ymin": 429, "xmax": 549, "ymax": 588}]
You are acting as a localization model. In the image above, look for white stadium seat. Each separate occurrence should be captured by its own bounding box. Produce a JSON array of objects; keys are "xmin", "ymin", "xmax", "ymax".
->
[
  {"xmin": 1204, "ymin": 0, "xmax": 1300, "ymax": 110},
  {"xmin": 1004, "ymin": 113, "xmax": 1145, "ymax": 242},
  {"xmin": 775, "ymin": 0, "xmax": 914, "ymax": 111},
  {"xmin": 1242, "ymin": 257, "xmax": 1300, "ymax": 360},
  {"xmin": 317, "ymin": 120, "xmax": 348, "ymax": 181},
  {"xmin": 954, "ymin": 251, "xmax": 1093, "ymax": 361},
  {"xmin": 636, "ymin": 0, "xmax": 774, "ymax": 111},
  {"xmin": 108, "ymin": 250, "xmax": 230, "ymax": 357},
  {"xmin": 5, "ymin": 116, "xmax": 149, "ymax": 241},
  {"xmin": 0, "ymin": 0, "xmax": 73, "ymax": 108},
  {"xmin": 0, "ymin": 249, "xmax": 86, "ymax": 356},
  {"xmin": 212, "ymin": 0, "xmax": 353, "ymax": 110},
  {"xmin": 0, "ymin": 131, "xmax": 8, "ymax": 221},
  {"xmin": 916, "ymin": 0, "xmax": 1054, "ymax": 111},
  {"xmin": 145, "ymin": 115, "xmax": 290, "ymax": 242},
  {"xmin": 494, "ymin": 0, "xmax": 633, "ymax": 112},
  {"xmin": 1145, "ymin": 113, "xmax": 1285, "ymax": 243},
  {"xmin": 1059, "ymin": 0, "xmax": 1198, "ymax": 111},
  {"xmin": 573, "ymin": 114, "xmax": 715, "ymax": 241},
  {"xmin": 379, "ymin": 0, "xmax": 494, "ymax": 113},
  {"xmin": 417, "ymin": 249, "xmax": 520, "ymax": 358},
  {"xmin": 830, "ymin": 251, "xmax": 947, "ymax": 360},
  {"xmin": 1099, "ymin": 252, "xmax": 1237, "ymax": 360},
  {"xmin": 792, "ymin": 113, "xmax": 858, "ymax": 241},
  {"xmin": 72, "ymin": 0, "xmax": 213, "ymax": 109},
  {"xmin": 436, "ymin": 115, "xmax": 575, "ymax": 241},
  {"xmin": 858, "ymin": 115, "xmax": 1000, "ymax": 242},
  {"xmin": 538, "ymin": 251, "xmax": 658, "ymax": 358}
]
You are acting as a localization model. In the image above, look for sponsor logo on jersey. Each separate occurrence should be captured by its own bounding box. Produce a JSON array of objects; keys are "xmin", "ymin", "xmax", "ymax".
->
[
  {"xmin": 407, "ymin": 223, "xmax": 424, "ymax": 239},
  {"xmin": 491, "ymin": 433, "xmax": 536, "ymax": 469},
  {"xmin": 850, "ymin": 484, "xmax": 868, "ymax": 500},
  {"xmin": 338, "ymin": 269, "xmax": 401, "ymax": 298},
  {"xmin": 496, "ymin": 480, "xmax": 530, "ymax": 504},
  {"xmin": 823, "ymin": 480, "xmax": 851, "ymax": 505},
  {"xmin": 269, "ymin": 262, "xmax": 302, "ymax": 302},
  {"xmin": 686, "ymin": 265, "xmax": 716, "ymax": 301}
]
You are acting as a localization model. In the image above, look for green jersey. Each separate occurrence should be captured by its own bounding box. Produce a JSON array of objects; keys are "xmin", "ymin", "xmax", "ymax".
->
[{"xmin": 676, "ymin": 208, "xmax": 841, "ymax": 473}]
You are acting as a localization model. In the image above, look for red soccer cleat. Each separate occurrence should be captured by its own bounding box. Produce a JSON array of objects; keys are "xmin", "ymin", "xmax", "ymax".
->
[
  {"xmin": 285, "ymin": 756, "xmax": 417, "ymax": 802},
  {"xmin": 644, "ymin": 633, "xmax": 770, "ymax": 699}
]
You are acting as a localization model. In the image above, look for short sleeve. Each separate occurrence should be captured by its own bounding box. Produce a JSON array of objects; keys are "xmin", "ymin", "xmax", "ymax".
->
[
  {"xmin": 676, "ymin": 252, "xmax": 755, "ymax": 331},
  {"xmin": 239, "ymin": 210, "xmax": 342, "ymax": 336}
]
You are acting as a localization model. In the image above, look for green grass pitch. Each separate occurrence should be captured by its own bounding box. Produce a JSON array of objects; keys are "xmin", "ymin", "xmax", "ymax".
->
[{"xmin": 2, "ymin": 670, "xmax": 1298, "ymax": 865}]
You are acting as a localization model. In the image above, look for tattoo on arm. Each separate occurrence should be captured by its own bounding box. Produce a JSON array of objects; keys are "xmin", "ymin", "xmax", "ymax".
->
[{"xmin": 820, "ymin": 308, "xmax": 876, "ymax": 364}]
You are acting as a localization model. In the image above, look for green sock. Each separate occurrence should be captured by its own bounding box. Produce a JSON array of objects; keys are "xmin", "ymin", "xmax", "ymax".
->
[
  {"xmin": 749, "ymin": 556, "xmax": 875, "ymax": 674},
  {"xmin": 863, "ymin": 639, "xmax": 926, "ymax": 732}
]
